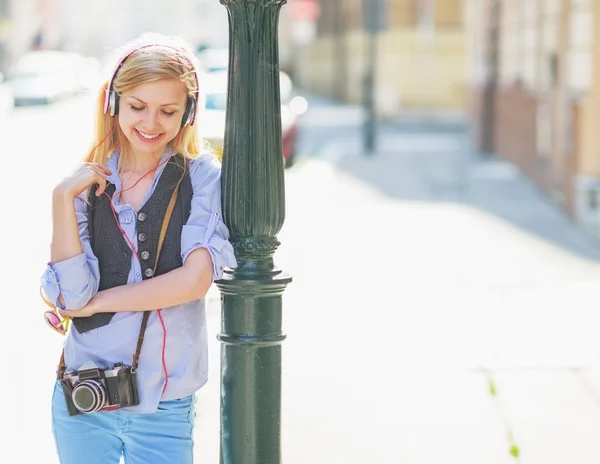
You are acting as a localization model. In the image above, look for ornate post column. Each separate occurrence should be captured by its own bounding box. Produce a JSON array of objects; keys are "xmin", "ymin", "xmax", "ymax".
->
[{"xmin": 215, "ymin": 1, "xmax": 291, "ymax": 463}]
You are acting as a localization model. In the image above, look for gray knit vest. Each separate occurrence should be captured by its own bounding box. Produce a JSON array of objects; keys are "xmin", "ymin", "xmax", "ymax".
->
[{"xmin": 73, "ymin": 155, "xmax": 193, "ymax": 334}]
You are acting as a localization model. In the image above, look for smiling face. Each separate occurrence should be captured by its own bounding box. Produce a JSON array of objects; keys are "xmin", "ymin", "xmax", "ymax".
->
[{"xmin": 118, "ymin": 78, "xmax": 188, "ymax": 159}]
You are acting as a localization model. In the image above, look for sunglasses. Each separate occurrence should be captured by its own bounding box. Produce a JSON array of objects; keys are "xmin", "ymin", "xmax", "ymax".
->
[{"xmin": 40, "ymin": 287, "xmax": 71, "ymax": 335}]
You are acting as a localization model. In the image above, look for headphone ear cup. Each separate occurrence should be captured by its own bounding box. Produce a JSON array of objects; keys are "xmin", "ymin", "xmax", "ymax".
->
[
  {"xmin": 109, "ymin": 91, "xmax": 120, "ymax": 117},
  {"xmin": 181, "ymin": 98, "xmax": 195, "ymax": 127}
]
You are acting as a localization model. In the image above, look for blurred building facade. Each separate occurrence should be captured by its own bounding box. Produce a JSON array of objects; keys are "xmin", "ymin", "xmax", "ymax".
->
[
  {"xmin": 0, "ymin": 0, "xmax": 230, "ymax": 75},
  {"xmin": 293, "ymin": 0, "xmax": 467, "ymax": 117},
  {"xmin": 0, "ymin": 0, "xmax": 9, "ymax": 74},
  {"xmin": 59, "ymin": 0, "xmax": 229, "ymax": 60},
  {"xmin": 0, "ymin": 0, "xmax": 63, "ymax": 74},
  {"xmin": 467, "ymin": 0, "xmax": 600, "ymax": 236}
]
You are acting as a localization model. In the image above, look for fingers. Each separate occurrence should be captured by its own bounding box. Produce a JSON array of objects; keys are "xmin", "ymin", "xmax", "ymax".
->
[
  {"xmin": 95, "ymin": 179, "xmax": 109, "ymax": 196},
  {"xmin": 85, "ymin": 163, "xmax": 112, "ymax": 177},
  {"xmin": 100, "ymin": 164, "xmax": 113, "ymax": 176},
  {"xmin": 59, "ymin": 162, "xmax": 113, "ymax": 199},
  {"xmin": 85, "ymin": 163, "xmax": 111, "ymax": 196},
  {"xmin": 83, "ymin": 162, "xmax": 112, "ymax": 179},
  {"xmin": 83, "ymin": 161, "xmax": 112, "ymax": 172},
  {"xmin": 88, "ymin": 165, "xmax": 107, "ymax": 180}
]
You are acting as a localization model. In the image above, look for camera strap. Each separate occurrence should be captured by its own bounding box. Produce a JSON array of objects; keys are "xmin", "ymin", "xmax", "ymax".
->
[{"xmin": 57, "ymin": 174, "xmax": 182, "ymax": 380}]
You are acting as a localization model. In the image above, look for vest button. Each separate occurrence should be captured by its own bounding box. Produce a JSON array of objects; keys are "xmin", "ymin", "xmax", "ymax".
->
[
  {"xmin": 138, "ymin": 212, "xmax": 146, "ymax": 222},
  {"xmin": 138, "ymin": 233, "xmax": 146, "ymax": 242},
  {"xmin": 141, "ymin": 251, "xmax": 150, "ymax": 260},
  {"xmin": 144, "ymin": 268, "xmax": 154, "ymax": 278}
]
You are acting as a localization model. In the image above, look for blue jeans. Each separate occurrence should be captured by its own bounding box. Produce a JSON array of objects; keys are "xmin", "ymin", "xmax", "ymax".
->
[{"xmin": 51, "ymin": 381, "xmax": 196, "ymax": 464}]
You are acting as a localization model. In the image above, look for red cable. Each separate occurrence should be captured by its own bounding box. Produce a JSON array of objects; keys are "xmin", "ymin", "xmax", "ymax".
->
[
  {"xmin": 91, "ymin": 126, "xmax": 184, "ymax": 397},
  {"xmin": 104, "ymin": 194, "xmax": 169, "ymax": 395},
  {"xmin": 156, "ymin": 311, "xmax": 168, "ymax": 395}
]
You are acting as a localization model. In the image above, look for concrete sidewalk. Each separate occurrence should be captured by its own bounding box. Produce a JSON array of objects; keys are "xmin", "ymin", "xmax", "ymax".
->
[
  {"xmin": 193, "ymin": 102, "xmax": 600, "ymax": 463},
  {"xmin": 20, "ymin": 93, "xmax": 600, "ymax": 464}
]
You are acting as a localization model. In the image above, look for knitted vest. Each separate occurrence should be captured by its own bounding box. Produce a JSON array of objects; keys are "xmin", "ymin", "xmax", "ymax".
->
[{"xmin": 73, "ymin": 155, "xmax": 193, "ymax": 334}]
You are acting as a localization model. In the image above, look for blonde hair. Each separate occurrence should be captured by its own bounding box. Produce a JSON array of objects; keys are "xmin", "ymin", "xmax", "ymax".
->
[{"xmin": 85, "ymin": 34, "xmax": 209, "ymax": 168}]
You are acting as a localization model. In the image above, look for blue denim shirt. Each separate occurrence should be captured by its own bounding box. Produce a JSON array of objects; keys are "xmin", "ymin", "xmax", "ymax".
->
[{"xmin": 40, "ymin": 150, "xmax": 237, "ymax": 413}]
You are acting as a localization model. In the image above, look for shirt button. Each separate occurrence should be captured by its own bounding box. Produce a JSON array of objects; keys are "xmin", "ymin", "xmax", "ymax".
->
[
  {"xmin": 138, "ymin": 212, "xmax": 146, "ymax": 222},
  {"xmin": 141, "ymin": 251, "xmax": 150, "ymax": 260},
  {"xmin": 138, "ymin": 233, "xmax": 146, "ymax": 242},
  {"xmin": 136, "ymin": 272, "xmax": 141, "ymax": 278},
  {"xmin": 124, "ymin": 218, "xmax": 130, "ymax": 224},
  {"xmin": 144, "ymin": 268, "xmax": 154, "ymax": 278}
]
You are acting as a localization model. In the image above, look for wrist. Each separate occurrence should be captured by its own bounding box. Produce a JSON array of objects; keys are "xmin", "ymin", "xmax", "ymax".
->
[
  {"xmin": 90, "ymin": 291, "xmax": 107, "ymax": 314},
  {"xmin": 52, "ymin": 184, "xmax": 76, "ymax": 203}
]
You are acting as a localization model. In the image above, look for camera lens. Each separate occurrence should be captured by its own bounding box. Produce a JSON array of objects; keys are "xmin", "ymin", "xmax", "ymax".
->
[{"xmin": 72, "ymin": 379, "xmax": 107, "ymax": 413}]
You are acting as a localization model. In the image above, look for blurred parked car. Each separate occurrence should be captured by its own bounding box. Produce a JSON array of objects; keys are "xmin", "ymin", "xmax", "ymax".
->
[
  {"xmin": 6, "ymin": 50, "xmax": 92, "ymax": 105},
  {"xmin": 199, "ymin": 70, "xmax": 307, "ymax": 167},
  {"xmin": 278, "ymin": 71, "xmax": 308, "ymax": 166}
]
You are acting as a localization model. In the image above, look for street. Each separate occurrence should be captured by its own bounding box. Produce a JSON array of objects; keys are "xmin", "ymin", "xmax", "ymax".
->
[{"xmin": 4, "ymin": 94, "xmax": 600, "ymax": 463}]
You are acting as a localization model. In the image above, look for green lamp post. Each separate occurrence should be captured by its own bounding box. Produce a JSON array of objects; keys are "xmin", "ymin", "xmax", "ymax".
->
[{"xmin": 215, "ymin": 1, "xmax": 292, "ymax": 463}]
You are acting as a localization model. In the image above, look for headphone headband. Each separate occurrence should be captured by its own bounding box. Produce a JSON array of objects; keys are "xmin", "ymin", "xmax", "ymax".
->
[{"xmin": 103, "ymin": 42, "xmax": 200, "ymax": 126}]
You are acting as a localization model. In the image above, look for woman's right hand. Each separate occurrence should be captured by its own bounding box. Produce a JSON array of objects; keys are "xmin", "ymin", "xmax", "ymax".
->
[{"xmin": 54, "ymin": 162, "xmax": 113, "ymax": 200}]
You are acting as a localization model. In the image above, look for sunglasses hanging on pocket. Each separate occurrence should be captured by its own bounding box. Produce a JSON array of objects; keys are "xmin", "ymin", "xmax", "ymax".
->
[{"xmin": 40, "ymin": 287, "xmax": 71, "ymax": 335}]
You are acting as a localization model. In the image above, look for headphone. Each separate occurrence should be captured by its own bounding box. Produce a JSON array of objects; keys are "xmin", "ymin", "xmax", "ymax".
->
[{"xmin": 103, "ymin": 43, "xmax": 200, "ymax": 127}]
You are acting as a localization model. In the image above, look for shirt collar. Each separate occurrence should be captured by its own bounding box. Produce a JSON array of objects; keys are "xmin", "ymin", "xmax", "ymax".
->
[{"xmin": 106, "ymin": 148, "xmax": 175, "ymax": 188}]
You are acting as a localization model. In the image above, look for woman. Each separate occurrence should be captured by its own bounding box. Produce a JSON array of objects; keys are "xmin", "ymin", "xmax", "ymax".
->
[{"xmin": 40, "ymin": 33, "xmax": 236, "ymax": 464}]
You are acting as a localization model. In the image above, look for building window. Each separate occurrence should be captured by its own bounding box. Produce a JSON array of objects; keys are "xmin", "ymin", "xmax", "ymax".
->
[
  {"xmin": 568, "ymin": 0, "xmax": 592, "ymax": 93},
  {"xmin": 434, "ymin": 0, "xmax": 463, "ymax": 27},
  {"xmin": 499, "ymin": 0, "xmax": 522, "ymax": 87},
  {"xmin": 388, "ymin": 0, "xmax": 462, "ymax": 29},
  {"xmin": 346, "ymin": 0, "xmax": 363, "ymax": 30},
  {"xmin": 520, "ymin": 0, "xmax": 538, "ymax": 90}
]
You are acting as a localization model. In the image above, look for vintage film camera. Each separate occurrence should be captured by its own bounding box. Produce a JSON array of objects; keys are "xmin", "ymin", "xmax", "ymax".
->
[{"xmin": 59, "ymin": 361, "xmax": 140, "ymax": 416}]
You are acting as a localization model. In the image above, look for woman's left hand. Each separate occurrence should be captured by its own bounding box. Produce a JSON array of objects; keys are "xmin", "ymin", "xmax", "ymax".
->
[{"xmin": 58, "ymin": 294, "xmax": 102, "ymax": 318}]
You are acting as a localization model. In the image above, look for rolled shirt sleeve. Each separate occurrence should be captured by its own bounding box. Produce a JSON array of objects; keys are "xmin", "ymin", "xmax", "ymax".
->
[
  {"xmin": 40, "ymin": 194, "xmax": 100, "ymax": 310},
  {"xmin": 181, "ymin": 154, "xmax": 237, "ymax": 281}
]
